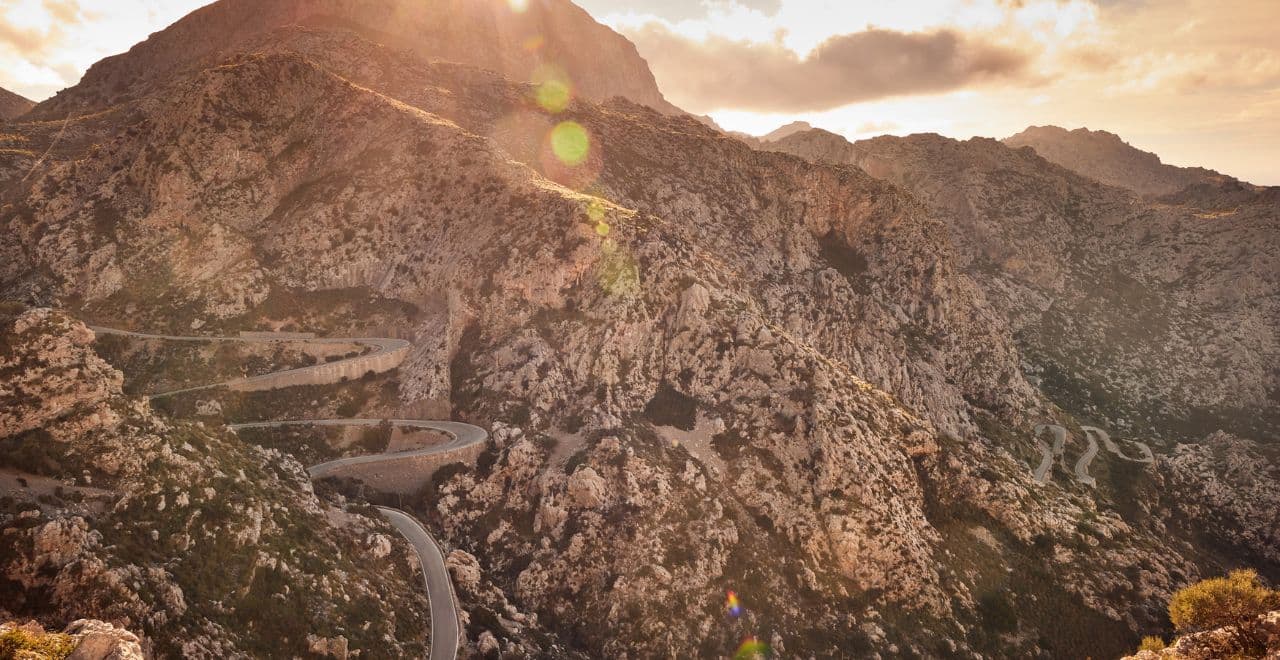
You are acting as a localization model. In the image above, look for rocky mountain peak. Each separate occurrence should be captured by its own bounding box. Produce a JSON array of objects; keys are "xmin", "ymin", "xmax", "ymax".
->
[
  {"xmin": 31, "ymin": 0, "xmax": 680, "ymax": 119},
  {"xmin": 1004, "ymin": 124, "xmax": 1232, "ymax": 197},
  {"xmin": 760, "ymin": 120, "xmax": 815, "ymax": 142},
  {"xmin": 0, "ymin": 87, "xmax": 34, "ymax": 121}
]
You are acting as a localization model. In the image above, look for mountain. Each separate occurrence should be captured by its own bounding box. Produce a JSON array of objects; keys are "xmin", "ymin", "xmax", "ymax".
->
[
  {"xmin": 760, "ymin": 120, "xmax": 814, "ymax": 142},
  {"xmin": 1004, "ymin": 125, "xmax": 1233, "ymax": 197},
  {"xmin": 0, "ymin": 87, "xmax": 34, "ymax": 120},
  {"xmin": 767, "ymin": 127, "xmax": 1280, "ymax": 434},
  {"xmin": 30, "ymin": 0, "xmax": 681, "ymax": 120},
  {"xmin": 2, "ymin": 1, "xmax": 1278, "ymax": 658}
]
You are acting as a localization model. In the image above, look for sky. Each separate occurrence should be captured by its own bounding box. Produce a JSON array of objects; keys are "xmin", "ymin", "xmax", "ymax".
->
[{"xmin": 1, "ymin": 0, "xmax": 1277, "ymax": 184}]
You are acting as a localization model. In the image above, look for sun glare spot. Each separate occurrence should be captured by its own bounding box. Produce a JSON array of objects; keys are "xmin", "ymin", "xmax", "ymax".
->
[
  {"xmin": 734, "ymin": 637, "xmax": 769, "ymax": 659},
  {"xmin": 507, "ymin": 0, "xmax": 529, "ymax": 12},
  {"xmin": 550, "ymin": 121, "xmax": 590, "ymax": 166},
  {"xmin": 522, "ymin": 35, "xmax": 546, "ymax": 53},
  {"xmin": 532, "ymin": 64, "xmax": 575, "ymax": 114}
]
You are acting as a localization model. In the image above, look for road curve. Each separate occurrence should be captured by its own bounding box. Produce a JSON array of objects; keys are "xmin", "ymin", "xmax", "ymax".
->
[
  {"xmin": 1032, "ymin": 424, "xmax": 1064, "ymax": 484},
  {"xmin": 88, "ymin": 326, "xmax": 409, "ymax": 399},
  {"xmin": 1031, "ymin": 423, "xmax": 1156, "ymax": 487},
  {"xmin": 228, "ymin": 419, "xmax": 486, "ymax": 481},
  {"xmin": 1081, "ymin": 426, "xmax": 1155, "ymax": 463},
  {"xmin": 377, "ymin": 507, "xmax": 462, "ymax": 660},
  {"xmin": 1073, "ymin": 429, "xmax": 1099, "ymax": 487},
  {"xmin": 90, "ymin": 325, "xmax": 471, "ymax": 660}
]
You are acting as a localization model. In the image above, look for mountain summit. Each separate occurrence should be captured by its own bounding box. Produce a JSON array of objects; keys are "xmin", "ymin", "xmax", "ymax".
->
[
  {"xmin": 32, "ymin": 0, "xmax": 681, "ymax": 119},
  {"xmin": 0, "ymin": 87, "xmax": 34, "ymax": 121},
  {"xmin": 1004, "ymin": 125, "xmax": 1232, "ymax": 197}
]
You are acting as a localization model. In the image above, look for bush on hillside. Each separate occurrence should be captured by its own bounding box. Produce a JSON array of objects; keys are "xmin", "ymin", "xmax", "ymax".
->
[{"xmin": 1168, "ymin": 569, "xmax": 1280, "ymax": 655}]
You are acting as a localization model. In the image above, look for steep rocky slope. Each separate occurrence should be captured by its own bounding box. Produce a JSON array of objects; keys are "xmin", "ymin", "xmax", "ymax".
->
[
  {"xmin": 29, "ymin": 0, "xmax": 679, "ymax": 121},
  {"xmin": 0, "ymin": 308, "xmax": 433, "ymax": 656},
  {"xmin": 0, "ymin": 87, "xmax": 34, "ymax": 121},
  {"xmin": 1, "ymin": 1, "xmax": 1278, "ymax": 657},
  {"xmin": 767, "ymin": 127, "xmax": 1280, "ymax": 443},
  {"xmin": 1004, "ymin": 125, "xmax": 1233, "ymax": 197}
]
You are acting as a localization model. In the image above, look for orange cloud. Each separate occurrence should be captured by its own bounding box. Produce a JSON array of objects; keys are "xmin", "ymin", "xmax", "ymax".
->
[{"xmin": 629, "ymin": 24, "xmax": 1033, "ymax": 113}]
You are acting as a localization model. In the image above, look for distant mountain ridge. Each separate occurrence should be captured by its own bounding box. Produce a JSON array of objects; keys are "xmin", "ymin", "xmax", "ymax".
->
[
  {"xmin": 1003, "ymin": 125, "xmax": 1233, "ymax": 197},
  {"xmin": 0, "ymin": 87, "xmax": 34, "ymax": 120}
]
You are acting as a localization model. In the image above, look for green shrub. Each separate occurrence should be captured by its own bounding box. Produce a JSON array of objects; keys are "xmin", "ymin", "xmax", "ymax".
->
[
  {"xmin": 1137, "ymin": 635, "xmax": 1166, "ymax": 652},
  {"xmin": 0, "ymin": 627, "xmax": 78, "ymax": 659},
  {"xmin": 1168, "ymin": 569, "xmax": 1280, "ymax": 655}
]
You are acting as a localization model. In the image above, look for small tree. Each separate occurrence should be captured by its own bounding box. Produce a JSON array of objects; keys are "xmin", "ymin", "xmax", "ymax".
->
[{"xmin": 1168, "ymin": 569, "xmax": 1280, "ymax": 655}]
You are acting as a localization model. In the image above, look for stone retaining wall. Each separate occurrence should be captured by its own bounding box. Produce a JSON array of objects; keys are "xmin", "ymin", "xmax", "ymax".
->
[
  {"xmin": 321, "ymin": 442, "xmax": 486, "ymax": 495},
  {"xmin": 230, "ymin": 344, "xmax": 410, "ymax": 392}
]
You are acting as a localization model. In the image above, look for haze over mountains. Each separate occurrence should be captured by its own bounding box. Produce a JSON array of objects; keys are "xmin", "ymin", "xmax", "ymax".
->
[{"xmin": 1, "ymin": 0, "xmax": 1277, "ymax": 658}]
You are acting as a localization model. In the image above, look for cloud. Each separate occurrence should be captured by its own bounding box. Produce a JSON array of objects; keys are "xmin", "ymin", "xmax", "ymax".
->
[
  {"xmin": 631, "ymin": 24, "xmax": 1033, "ymax": 113},
  {"xmin": 0, "ymin": 19, "xmax": 56, "ymax": 57},
  {"xmin": 577, "ymin": 0, "xmax": 781, "ymax": 23},
  {"xmin": 0, "ymin": 0, "xmax": 207, "ymax": 100}
]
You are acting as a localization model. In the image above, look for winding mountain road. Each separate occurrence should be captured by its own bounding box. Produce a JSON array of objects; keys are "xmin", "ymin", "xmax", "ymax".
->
[
  {"xmin": 1072, "ymin": 430, "xmax": 1099, "ymax": 487},
  {"xmin": 1081, "ymin": 426, "xmax": 1154, "ymax": 464},
  {"xmin": 90, "ymin": 326, "xmax": 475, "ymax": 660},
  {"xmin": 1032, "ymin": 424, "xmax": 1064, "ymax": 483},
  {"xmin": 1031, "ymin": 423, "xmax": 1155, "ymax": 487}
]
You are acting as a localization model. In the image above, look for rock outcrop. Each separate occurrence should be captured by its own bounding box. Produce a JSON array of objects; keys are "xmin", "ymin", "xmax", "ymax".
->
[{"xmin": 0, "ymin": 619, "xmax": 143, "ymax": 660}]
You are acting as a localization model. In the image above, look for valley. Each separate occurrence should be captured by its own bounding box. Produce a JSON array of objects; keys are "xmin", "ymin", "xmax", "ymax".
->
[{"xmin": 0, "ymin": 0, "xmax": 1276, "ymax": 658}]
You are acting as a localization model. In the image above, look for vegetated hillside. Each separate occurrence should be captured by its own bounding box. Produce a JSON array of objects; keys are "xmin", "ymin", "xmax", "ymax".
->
[
  {"xmin": 1004, "ymin": 125, "xmax": 1234, "ymax": 197},
  {"xmin": 0, "ymin": 87, "xmax": 34, "ymax": 121},
  {"xmin": 0, "ymin": 0, "xmax": 1278, "ymax": 657}
]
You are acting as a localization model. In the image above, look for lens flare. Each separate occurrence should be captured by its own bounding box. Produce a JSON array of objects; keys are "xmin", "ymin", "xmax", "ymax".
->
[
  {"xmin": 550, "ymin": 121, "xmax": 590, "ymax": 166},
  {"xmin": 734, "ymin": 637, "xmax": 769, "ymax": 660},
  {"xmin": 532, "ymin": 64, "xmax": 574, "ymax": 114},
  {"xmin": 726, "ymin": 591, "xmax": 743, "ymax": 617},
  {"xmin": 507, "ymin": 0, "xmax": 529, "ymax": 12},
  {"xmin": 523, "ymin": 35, "xmax": 546, "ymax": 52},
  {"xmin": 537, "ymin": 80, "xmax": 572, "ymax": 113},
  {"xmin": 584, "ymin": 198, "xmax": 611, "ymax": 236},
  {"xmin": 598, "ymin": 239, "xmax": 639, "ymax": 297}
]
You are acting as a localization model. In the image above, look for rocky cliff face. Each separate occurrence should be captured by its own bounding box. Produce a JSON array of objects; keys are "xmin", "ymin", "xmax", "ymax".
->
[
  {"xmin": 0, "ymin": 87, "xmax": 34, "ymax": 121},
  {"xmin": 1, "ymin": 1, "xmax": 1277, "ymax": 657},
  {"xmin": 1004, "ymin": 125, "xmax": 1233, "ymax": 197},
  {"xmin": 768, "ymin": 128, "xmax": 1280, "ymax": 442}
]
